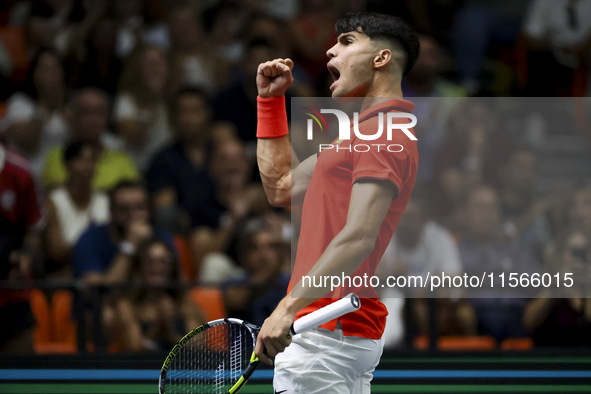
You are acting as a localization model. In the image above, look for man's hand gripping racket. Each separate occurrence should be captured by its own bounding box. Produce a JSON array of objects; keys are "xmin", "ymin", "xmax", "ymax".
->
[{"xmin": 159, "ymin": 294, "xmax": 361, "ymax": 394}]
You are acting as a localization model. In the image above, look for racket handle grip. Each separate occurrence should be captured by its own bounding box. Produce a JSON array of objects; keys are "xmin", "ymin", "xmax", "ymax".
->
[{"xmin": 290, "ymin": 294, "xmax": 361, "ymax": 335}]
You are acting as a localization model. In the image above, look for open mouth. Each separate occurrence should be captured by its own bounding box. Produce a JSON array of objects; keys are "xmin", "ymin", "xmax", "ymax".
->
[{"xmin": 327, "ymin": 64, "xmax": 341, "ymax": 82}]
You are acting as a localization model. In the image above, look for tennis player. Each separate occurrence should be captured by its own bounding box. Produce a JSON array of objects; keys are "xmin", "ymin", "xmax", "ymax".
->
[{"xmin": 254, "ymin": 12, "xmax": 420, "ymax": 393}]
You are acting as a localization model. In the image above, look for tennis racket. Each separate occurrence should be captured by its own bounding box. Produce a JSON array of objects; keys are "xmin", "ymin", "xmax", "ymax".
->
[{"xmin": 159, "ymin": 293, "xmax": 361, "ymax": 394}]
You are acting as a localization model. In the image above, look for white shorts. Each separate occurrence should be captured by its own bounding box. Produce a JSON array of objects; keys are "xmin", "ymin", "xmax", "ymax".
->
[{"xmin": 273, "ymin": 327, "xmax": 384, "ymax": 394}]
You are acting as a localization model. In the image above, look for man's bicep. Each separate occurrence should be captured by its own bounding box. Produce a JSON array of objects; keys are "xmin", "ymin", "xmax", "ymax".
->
[
  {"xmin": 290, "ymin": 154, "xmax": 317, "ymax": 205},
  {"xmin": 345, "ymin": 179, "xmax": 396, "ymax": 241}
]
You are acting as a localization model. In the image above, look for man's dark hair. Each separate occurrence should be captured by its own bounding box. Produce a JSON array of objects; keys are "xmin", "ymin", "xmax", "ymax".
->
[
  {"xmin": 68, "ymin": 86, "xmax": 111, "ymax": 110},
  {"xmin": 335, "ymin": 12, "xmax": 420, "ymax": 76},
  {"xmin": 63, "ymin": 140, "xmax": 97, "ymax": 164},
  {"xmin": 108, "ymin": 179, "xmax": 148, "ymax": 205},
  {"xmin": 169, "ymin": 87, "xmax": 210, "ymax": 120}
]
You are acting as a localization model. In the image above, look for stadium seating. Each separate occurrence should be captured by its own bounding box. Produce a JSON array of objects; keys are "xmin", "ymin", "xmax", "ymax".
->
[
  {"xmin": 190, "ymin": 287, "xmax": 226, "ymax": 321},
  {"xmin": 414, "ymin": 335, "xmax": 496, "ymax": 351},
  {"xmin": 500, "ymin": 337, "xmax": 534, "ymax": 351},
  {"xmin": 175, "ymin": 235, "xmax": 197, "ymax": 281},
  {"xmin": 31, "ymin": 289, "xmax": 77, "ymax": 354}
]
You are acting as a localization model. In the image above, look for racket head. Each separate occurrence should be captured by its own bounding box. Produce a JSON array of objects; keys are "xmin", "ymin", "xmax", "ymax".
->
[{"xmin": 159, "ymin": 318, "xmax": 259, "ymax": 394}]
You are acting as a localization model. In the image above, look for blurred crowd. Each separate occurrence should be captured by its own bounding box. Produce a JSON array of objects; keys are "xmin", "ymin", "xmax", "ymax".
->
[{"xmin": 0, "ymin": 0, "xmax": 590, "ymax": 353}]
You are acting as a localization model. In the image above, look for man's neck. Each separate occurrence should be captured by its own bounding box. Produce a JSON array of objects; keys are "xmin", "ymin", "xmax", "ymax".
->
[
  {"xmin": 360, "ymin": 96, "xmax": 402, "ymax": 112},
  {"xmin": 360, "ymin": 77, "xmax": 404, "ymax": 112}
]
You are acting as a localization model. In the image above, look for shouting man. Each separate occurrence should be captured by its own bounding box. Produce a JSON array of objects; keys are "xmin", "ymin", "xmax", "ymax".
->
[{"xmin": 254, "ymin": 12, "xmax": 420, "ymax": 394}]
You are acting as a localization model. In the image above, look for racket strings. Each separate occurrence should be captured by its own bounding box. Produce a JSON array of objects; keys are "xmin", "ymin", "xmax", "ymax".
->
[{"xmin": 164, "ymin": 323, "xmax": 253, "ymax": 394}]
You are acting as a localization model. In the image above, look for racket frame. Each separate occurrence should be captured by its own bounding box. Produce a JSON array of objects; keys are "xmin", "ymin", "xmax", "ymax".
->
[{"xmin": 158, "ymin": 318, "xmax": 259, "ymax": 394}]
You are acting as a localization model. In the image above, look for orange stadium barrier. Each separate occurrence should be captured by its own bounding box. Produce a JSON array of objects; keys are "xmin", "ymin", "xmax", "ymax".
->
[
  {"xmin": 175, "ymin": 235, "xmax": 197, "ymax": 281},
  {"xmin": 190, "ymin": 287, "xmax": 226, "ymax": 321},
  {"xmin": 51, "ymin": 290, "xmax": 77, "ymax": 352},
  {"xmin": 500, "ymin": 337, "xmax": 534, "ymax": 351},
  {"xmin": 438, "ymin": 336, "xmax": 496, "ymax": 351},
  {"xmin": 31, "ymin": 289, "xmax": 52, "ymax": 351},
  {"xmin": 414, "ymin": 335, "xmax": 497, "ymax": 351},
  {"xmin": 31, "ymin": 289, "xmax": 77, "ymax": 354}
]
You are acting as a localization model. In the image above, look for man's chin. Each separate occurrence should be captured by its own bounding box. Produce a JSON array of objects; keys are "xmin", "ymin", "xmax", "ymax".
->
[{"xmin": 331, "ymin": 90, "xmax": 353, "ymax": 103}]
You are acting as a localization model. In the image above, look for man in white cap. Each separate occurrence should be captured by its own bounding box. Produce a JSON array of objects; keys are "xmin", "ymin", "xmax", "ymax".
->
[{"xmin": 1, "ymin": 93, "xmax": 45, "ymax": 178}]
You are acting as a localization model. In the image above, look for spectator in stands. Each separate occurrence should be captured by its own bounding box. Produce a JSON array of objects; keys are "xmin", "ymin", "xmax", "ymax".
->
[
  {"xmin": 288, "ymin": 0, "xmax": 338, "ymax": 83},
  {"xmin": 23, "ymin": 49, "xmax": 70, "ymax": 142},
  {"xmin": 243, "ymin": 14, "xmax": 315, "ymax": 98},
  {"xmin": 569, "ymin": 184, "xmax": 591, "ymax": 233},
  {"xmin": 460, "ymin": 185, "xmax": 540, "ymax": 342},
  {"xmin": 431, "ymin": 99, "xmax": 514, "ymax": 227},
  {"xmin": 104, "ymin": 237, "xmax": 205, "ymax": 352},
  {"xmin": 112, "ymin": 0, "xmax": 144, "ymax": 59},
  {"xmin": 498, "ymin": 147, "xmax": 556, "ymax": 260},
  {"xmin": 523, "ymin": 0, "xmax": 591, "ymax": 96},
  {"xmin": 142, "ymin": 0, "xmax": 170, "ymax": 50},
  {"xmin": 145, "ymin": 87, "xmax": 215, "ymax": 235},
  {"xmin": 29, "ymin": 0, "xmax": 107, "ymax": 60},
  {"xmin": 72, "ymin": 180, "xmax": 174, "ymax": 284},
  {"xmin": 43, "ymin": 86, "xmax": 139, "ymax": 190},
  {"xmin": 524, "ymin": 227, "xmax": 591, "ymax": 346},
  {"xmin": 364, "ymin": 0, "xmax": 457, "ymax": 39},
  {"xmin": 194, "ymin": 138, "xmax": 270, "ymax": 284},
  {"xmin": 28, "ymin": 0, "xmax": 85, "ymax": 53},
  {"xmin": 205, "ymin": 1, "xmax": 251, "ymax": 67},
  {"xmin": 1, "ymin": 93, "xmax": 45, "ymax": 178},
  {"xmin": 44, "ymin": 141, "xmax": 109, "ymax": 277},
  {"xmin": 168, "ymin": 4, "xmax": 217, "ymax": 93},
  {"xmin": 378, "ymin": 188, "xmax": 476, "ymax": 348},
  {"xmin": 213, "ymin": 38, "xmax": 288, "ymax": 145},
  {"xmin": 451, "ymin": 0, "xmax": 529, "ymax": 94},
  {"xmin": 403, "ymin": 34, "xmax": 466, "ymax": 98},
  {"xmin": 0, "ymin": 141, "xmax": 45, "ymax": 353},
  {"xmin": 115, "ymin": 45, "xmax": 172, "ymax": 172},
  {"xmin": 401, "ymin": 34, "xmax": 466, "ymax": 184},
  {"xmin": 241, "ymin": 13, "xmax": 293, "ymax": 71},
  {"xmin": 75, "ymin": 18, "xmax": 122, "ymax": 96},
  {"xmin": 222, "ymin": 219, "xmax": 290, "ymax": 327}
]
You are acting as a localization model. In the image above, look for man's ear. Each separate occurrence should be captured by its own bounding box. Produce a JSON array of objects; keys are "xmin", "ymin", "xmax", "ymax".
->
[{"xmin": 373, "ymin": 49, "xmax": 392, "ymax": 70}]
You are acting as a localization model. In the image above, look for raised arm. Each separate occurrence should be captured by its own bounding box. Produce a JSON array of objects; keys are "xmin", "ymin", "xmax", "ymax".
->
[{"xmin": 256, "ymin": 58, "xmax": 316, "ymax": 207}]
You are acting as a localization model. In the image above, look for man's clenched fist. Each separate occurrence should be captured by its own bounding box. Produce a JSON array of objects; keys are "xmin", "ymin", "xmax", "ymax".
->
[{"xmin": 256, "ymin": 58, "xmax": 294, "ymax": 98}]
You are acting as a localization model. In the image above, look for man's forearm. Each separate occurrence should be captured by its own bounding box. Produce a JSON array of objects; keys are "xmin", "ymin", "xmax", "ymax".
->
[
  {"xmin": 285, "ymin": 225, "xmax": 377, "ymax": 313},
  {"xmin": 256, "ymin": 95, "xmax": 294, "ymax": 206},
  {"xmin": 257, "ymin": 135, "xmax": 293, "ymax": 207},
  {"xmin": 103, "ymin": 253, "xmax": 133, "ymax": 283}
]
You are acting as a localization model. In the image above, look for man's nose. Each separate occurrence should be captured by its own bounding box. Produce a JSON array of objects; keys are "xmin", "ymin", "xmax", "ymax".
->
[{"xmin": 326, "ymin": 43, "xmax": 337, "ymax": 58}]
